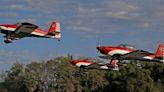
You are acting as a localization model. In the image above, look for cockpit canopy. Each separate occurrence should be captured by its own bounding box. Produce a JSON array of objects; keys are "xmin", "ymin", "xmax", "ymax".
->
[{"xmin": 118, "ymin": 44, "xmax": 137, "ymax": 50}]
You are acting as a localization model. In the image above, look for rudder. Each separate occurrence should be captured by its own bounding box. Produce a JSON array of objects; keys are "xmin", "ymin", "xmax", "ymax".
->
[
  {"xmin": 155, "ymin": 44, "xmax": 164, "ymax": 58},
  {"xmin": 48, "ymin": 21, "xmax": 61, "ymax": 39}
]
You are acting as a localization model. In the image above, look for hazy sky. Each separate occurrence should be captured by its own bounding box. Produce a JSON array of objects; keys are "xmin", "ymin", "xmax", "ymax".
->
[{"xmin": 0, "ymin": 0, "xmax": 164, "ymax": 71}]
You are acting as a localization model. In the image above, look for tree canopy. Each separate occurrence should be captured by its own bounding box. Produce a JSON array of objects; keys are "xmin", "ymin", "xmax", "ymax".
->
[{"xmin": 0, "ymin": 55, "xmax": 164, "ymax": 92}]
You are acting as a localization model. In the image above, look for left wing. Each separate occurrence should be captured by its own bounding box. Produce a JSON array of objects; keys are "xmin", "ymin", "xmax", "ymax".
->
[{"xmin": 13, "ymin": 22, "xmax": 38, "ymax": 38}]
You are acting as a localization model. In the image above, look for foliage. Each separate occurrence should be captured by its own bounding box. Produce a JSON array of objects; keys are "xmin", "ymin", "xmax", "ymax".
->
[{"xmin": 0, "ymin": 55, "xmax": 164, "ymax": 92}]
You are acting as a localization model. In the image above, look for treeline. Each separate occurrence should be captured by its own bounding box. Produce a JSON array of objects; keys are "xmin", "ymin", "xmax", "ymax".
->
[{"xmin": 0, "ymin": 55, "xmax": 164, "ymax": 92}]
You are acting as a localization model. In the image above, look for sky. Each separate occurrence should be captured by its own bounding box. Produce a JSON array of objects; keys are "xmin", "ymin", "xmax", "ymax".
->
[{"xmin": 0, "ymin": 0, "xmax": 164, "ymax": 71}]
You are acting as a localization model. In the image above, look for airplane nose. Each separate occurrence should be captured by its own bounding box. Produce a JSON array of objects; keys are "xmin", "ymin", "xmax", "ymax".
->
[
  {"xmin": 96, "ymin": 46, "xmax": 109, "ymax": 55},
  {"xmin": 68, "ymin": 60, "xmax": 76, "ymax": 65},
  {"xmin": 96, "ymin": 46, "xmax": 104, "ymax": 52},
  {"xmin": 69, "ymin": 60, "xmax": 74, "ymax": 63},
  {"xmin": 96, "ymin": 46, "xmax": 104, "ymax": 53},
  {"xmin": 96, "ymin": 46, "xmax": 101, "ymax": 51}
]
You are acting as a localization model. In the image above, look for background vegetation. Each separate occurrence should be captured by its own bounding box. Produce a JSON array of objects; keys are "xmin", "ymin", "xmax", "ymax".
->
[{"xmin": 0, "ymin": 55, "xmax": 164, "ymax": 92}]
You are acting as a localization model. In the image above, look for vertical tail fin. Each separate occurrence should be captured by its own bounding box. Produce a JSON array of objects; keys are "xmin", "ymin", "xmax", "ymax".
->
[
  {"xmin": 155, "ymin": 44, "xmax": 164, "ymax": 58},
  {"xmin": 48, "ymin": 21, "xmax": 61, "ymax": 40}
]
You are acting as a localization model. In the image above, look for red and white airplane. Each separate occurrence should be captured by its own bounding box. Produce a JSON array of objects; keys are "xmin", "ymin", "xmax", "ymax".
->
[
  {"xmin": 68, "ymin": 59, "xmax": 120, "ymax": 70},
  {"xmin": 97, "ymin": 44, "xmax": 164, "ymax": 68},
  {"xmin": 0, "ymin": 21, "xmax": 61, "ymax": 43}
]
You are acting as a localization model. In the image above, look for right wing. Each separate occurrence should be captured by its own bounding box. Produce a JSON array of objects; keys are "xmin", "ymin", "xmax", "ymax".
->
[
  {"xmin": 99, "ymin": 50, "xmax": 154, "ymax": 61},
  {"xmin": 85, "ymin": 63, "xmax": 119, "ymax": 70},
  {"xmin": 121, "ymin": 50, "xmax": 154, "ymax": 60},
  {"xmin": 85, "ymin": 63, "xmax": 104, "ymax": 69}
]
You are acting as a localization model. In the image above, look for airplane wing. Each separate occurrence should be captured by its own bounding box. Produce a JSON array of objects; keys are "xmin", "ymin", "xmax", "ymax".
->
[
  {"xmin": 121, "ymin": 50, "xmax": 154, "ymax": 60},
  {"xmin": 99, "ymin": 50, "xmax": 153, "ymax": 60},
  {"xmin": 13, "ymin": 22, "xmax": 38, "ymax": 38},
  {"xmin": 99, "ymin": 55, "xmax": 112, "ymax": 59},
  {"xmin": 85, "ymin": 63, "xmax": 103, "ymax": 69},
  {"xmin": 84, "ymin": 63, "xmax": 119, "ymax": 70}
]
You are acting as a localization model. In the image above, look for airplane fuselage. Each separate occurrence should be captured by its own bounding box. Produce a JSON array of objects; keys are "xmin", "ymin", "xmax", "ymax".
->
[
  {"xmin": 97, "ymin": 46, "xmax": 135, "ymax": 55},
  {"xmin": 69, "ymin": 60, "xmax": 94, "ymax": 67},
  {"xmin": 0, "ymin": 23, "xmax": 60, "ymax": 41},
  {"xmin": 68, "ymin": 59, "xmax": 116, "ymax": 70},
  {"xmin": 96, "ymin": 45, "xmax": 163, "ymax": 62}
]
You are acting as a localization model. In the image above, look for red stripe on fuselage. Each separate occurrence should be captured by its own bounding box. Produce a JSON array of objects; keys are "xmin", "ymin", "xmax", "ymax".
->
[
  {"xmin": 97, "ymin": 46, "xmax": 136, "ymax": 55},
  {"xmin": 70, "ymin": 60, "xmax": 94, "ymax": 65},
  {"xmin": 34, "ymin": 28, "xmax": 48, "ymax": 34},
  {"xmin": 104, "ymin": 46, "xmax": 135, "ymax": 52},
  {"xmin": 147, "ymin": 54, "xmax": 156, "ymax": 58},
  {"xmin": 0, "ymin": 24, "xmax": 18, "ymax": 28}
]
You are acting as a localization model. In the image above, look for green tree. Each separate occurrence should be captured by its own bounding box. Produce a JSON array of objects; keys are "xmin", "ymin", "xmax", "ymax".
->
[{"xmin": 0, "ymin": 56, "xmax": 164, "ymax": 92}]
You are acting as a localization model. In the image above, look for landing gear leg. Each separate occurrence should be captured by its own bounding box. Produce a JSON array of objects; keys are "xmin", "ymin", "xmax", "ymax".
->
[
  {"xmin": 4, "ymin": 34, "xmax": 12, "ymax": 44},
  {"xmin": 75, "ymin": 66, "xmax": 88, "ymax": 77},
  {"xmin": 107, "ymin": 54, "xmax": 120, "ymax": 70}
]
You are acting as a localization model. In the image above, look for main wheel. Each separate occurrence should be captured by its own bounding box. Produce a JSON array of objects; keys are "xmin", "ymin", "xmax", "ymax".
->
[{"xmin": 4, "ymin": 40, "xmax": 12, "ymax": 44}]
